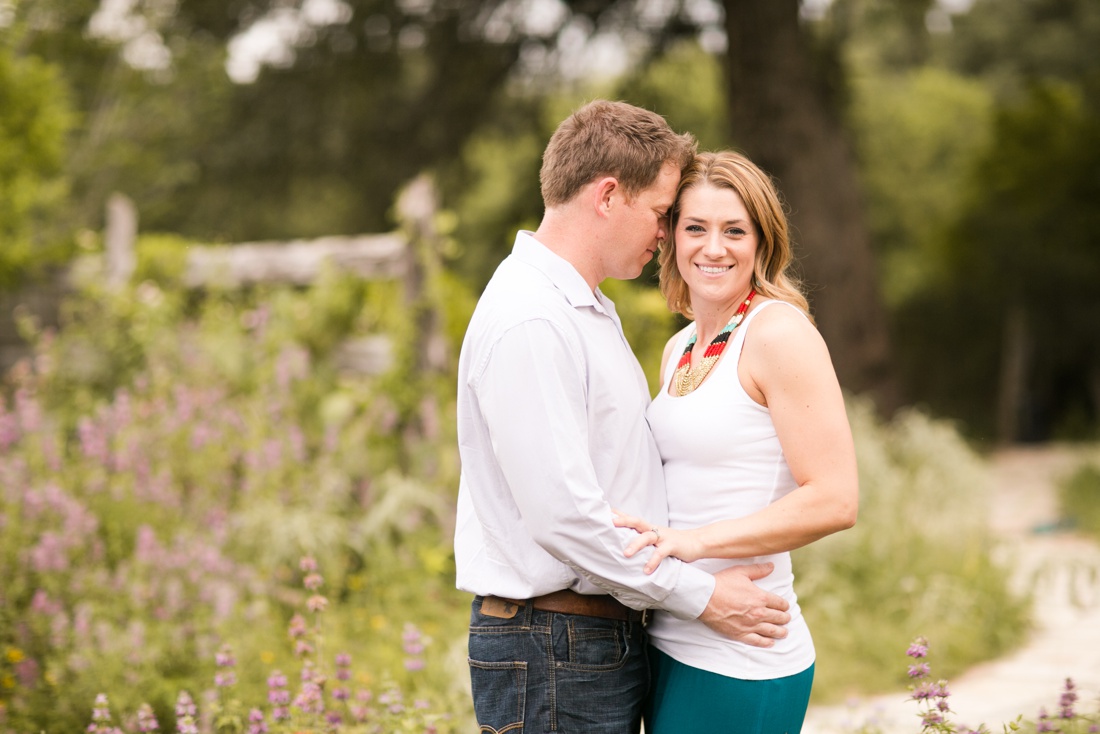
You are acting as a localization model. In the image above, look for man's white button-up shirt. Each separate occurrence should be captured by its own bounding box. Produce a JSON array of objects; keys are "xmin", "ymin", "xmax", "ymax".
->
[{"xmin": 454, "ymin": 232, "xmax": 715, "ymax": 620}]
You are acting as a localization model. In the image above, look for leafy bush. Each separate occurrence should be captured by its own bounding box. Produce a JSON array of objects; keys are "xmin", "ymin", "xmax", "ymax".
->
[
  {"xmin": 795, "ymin": 399, "xmax": 1031, "ymax": 701},
  {"xmin": 1060, "ymin": 463, "xmax": 1100, "ymax": 541}
]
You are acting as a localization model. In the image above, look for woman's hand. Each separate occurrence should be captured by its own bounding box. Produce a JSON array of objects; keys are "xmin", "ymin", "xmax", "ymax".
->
[{"xmin": 612, "ymin": 510, "xmax": 705, "ymax": 574}]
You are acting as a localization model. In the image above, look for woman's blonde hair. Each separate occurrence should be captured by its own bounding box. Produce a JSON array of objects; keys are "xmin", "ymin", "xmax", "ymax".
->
[{"xmin": 658, "ymin": 150, "xmax": 811, "ymax": 321}]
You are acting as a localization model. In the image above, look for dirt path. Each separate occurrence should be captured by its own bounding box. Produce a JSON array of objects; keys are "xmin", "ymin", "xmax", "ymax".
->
[{"xmin": 804, "ymin": 444, "xmax": 1100, "ymax": 734}]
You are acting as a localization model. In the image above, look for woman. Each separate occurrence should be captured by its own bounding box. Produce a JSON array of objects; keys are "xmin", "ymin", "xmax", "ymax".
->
[{"xmin": 614, "ymin": 151, "xmax": 859, "ymax": 733}]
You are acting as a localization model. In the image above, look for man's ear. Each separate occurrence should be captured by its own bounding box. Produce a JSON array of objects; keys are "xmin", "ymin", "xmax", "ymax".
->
[{"xmin": 591, "ymin": 176, "xmax": 619, "ymax": 219}]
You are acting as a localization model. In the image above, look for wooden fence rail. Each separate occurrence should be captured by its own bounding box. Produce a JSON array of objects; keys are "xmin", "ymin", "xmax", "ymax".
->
[{"xmin": 1, "ymin": 176, "xmax": 443, "ymax": 378}]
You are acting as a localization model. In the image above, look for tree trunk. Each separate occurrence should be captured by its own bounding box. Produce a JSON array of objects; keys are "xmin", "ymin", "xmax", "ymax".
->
[
  {"xmin": 995, "ymin": 304, "xmax": 1030, "ymax": 444},
  {"xmin": 723, "ymin": 0, "xmax": 900, "ymax": 411}
]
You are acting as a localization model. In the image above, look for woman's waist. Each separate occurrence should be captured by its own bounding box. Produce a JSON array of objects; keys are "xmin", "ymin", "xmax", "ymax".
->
[{"xmin": 686, "ymin": 554, "xmax": 794, "ymax": 589}]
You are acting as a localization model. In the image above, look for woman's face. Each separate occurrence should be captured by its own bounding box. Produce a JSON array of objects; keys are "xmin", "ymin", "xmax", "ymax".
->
[{"xmin": 674, "ymin": 183, "xmax": 759, "ymax": 312}]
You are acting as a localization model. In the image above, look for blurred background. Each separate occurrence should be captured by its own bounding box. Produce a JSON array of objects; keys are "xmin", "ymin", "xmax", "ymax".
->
[{"xmin": 1, "ymin": 0, "xmax": 1099, "ymax": 731}]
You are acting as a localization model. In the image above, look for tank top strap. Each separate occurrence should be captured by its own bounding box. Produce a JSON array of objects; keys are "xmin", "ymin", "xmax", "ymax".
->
[{"xmin": 728, "ymin": 299, "xmax": 808, "ymax": 361}]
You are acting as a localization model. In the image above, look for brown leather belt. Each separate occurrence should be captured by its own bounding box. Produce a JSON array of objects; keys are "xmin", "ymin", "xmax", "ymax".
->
[{"xmin": 487, "ymin": 589, "xmax": 645, "ymax": 623}]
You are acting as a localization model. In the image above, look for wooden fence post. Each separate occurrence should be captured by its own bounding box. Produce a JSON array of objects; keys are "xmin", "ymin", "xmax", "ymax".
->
[{"xmin": 104, "ymin": 193, "xmax": 137, "ymax": 288}]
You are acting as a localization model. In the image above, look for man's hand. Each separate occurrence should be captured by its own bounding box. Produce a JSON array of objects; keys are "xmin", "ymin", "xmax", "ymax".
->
[{"xmin": 698, "ymin": 563, "xmax": 791, "ymax": 647}]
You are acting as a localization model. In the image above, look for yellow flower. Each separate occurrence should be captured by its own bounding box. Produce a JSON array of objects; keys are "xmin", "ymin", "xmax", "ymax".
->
[
  {"xmin": 4, "ymin": 647, "xmax": 23, "ymax": 664},
  {"xmin": 370, "ymin": 614, "xmax": 386, "ymax": 631},
  {"xmin": 1, "ymin": 674, "xmax": 15, "ymax": 689},
  {"xmin": 260, "ymin": 650, "xmax": 275, "ymax": 664}
]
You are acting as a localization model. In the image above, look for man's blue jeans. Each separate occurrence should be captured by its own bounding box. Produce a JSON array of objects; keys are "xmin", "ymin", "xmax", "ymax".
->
[{"xmin": 467, "ymin": 596, "xmax": 649, "ymax": 733}]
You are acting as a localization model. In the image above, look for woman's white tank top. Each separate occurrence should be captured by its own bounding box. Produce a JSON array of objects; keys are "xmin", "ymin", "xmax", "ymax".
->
[{"xmin": 645, "ymin": 299, "xmax": 815, "ymax": 679}]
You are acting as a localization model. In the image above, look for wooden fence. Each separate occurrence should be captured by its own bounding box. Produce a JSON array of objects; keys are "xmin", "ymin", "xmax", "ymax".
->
[{"xmin": 0, "ymin": 176, "xmax": 446, "ymax": 378}]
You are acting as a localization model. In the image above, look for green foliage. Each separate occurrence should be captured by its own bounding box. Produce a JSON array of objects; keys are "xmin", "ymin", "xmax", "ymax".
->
[
  {"xmin": 946, "ymin": 0, "xmax": 1100, "ymax": 98},
  {"xmin": 893, "ymin": 80, "xmax": 1100, "ymax": 439},
  {"xmin": 796, "ymin": 399, "xmax": 1031, "ymax": 701},
  {"xmin": 0, "ymin": 34, "xmax": 73, "ymax": 287},
  {"xmin": 850, "ymin": 66, "xmax": 993, "ymax": 307},
  {"xmin": 133, "ymin": 232, "xmax": 194, "ymax": 287},
  {"xmin": 441, "ymin": 116, "xmax": 545, "ymax": 288},
  {"xmin": 613, "ymin": 40, "xmax": 731, "ymax": 152},
  {"xmin": 1060, "ymin": 463, "xmax": 1100, "ymax": 541}
]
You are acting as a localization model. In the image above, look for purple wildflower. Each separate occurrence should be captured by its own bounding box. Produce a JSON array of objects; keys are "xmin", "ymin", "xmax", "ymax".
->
[
  {"xmin": 336, "ymin": 651, "xmax": 352, "ymax": 681},
  {"xmin": 907, "ymin": 637, "xmax": 929, "ymax": 659},
  {"xmin": 287, "ymin": 614, "xmax": 308, "ymax": 639},
  {"xmin": 91, "ymin": 694, "xmax": 111, "ymax": 723},
  {"xmin": 1059, "ymin": 678, "xmax": 1077, "ymax": 719},
  {"xmin": 306, "ymin": 594, "xmax": 328, "ymax": 613},
  {"xmin": 87, "ymin": 693, "xmax": 123, "ymax": 734},
  {"xmin": 247, "ymin": 709, "xmax": 268, "ymax": 734},
  {"xmin": 214, "ymin": 644, "xmax": 237, "ymax": 687},
  {"xmin": 215, "ymin": 646, "xmax": 236, "ymax": 668},
  {"xmin": 214, "ymin": 671, "xmax": 237, "ymax": 687},
  {"xmin": 175, "ymin": 690, "xmax": 197, "ymax": 718},
  {"xmin": 908, "ymin": 662, "xmax": 931, "ymax": 678},
  {"xmin": 922, "ymin": 712, "xmax": 944, "ymax": 727},
  {"xmin": 912, "ymin": 682, "xmax": 937, "ymax": 701},
  {"xmin": 403, "ymin": 622, "xmax": 425, "ymax": 670},
  {"xmin": 303, "ymin": 573, "xmax": 323, "ymax": 591},
  {"xmin": 1037, "ymin": 707, "xmax": 1053, "ymax": 733},
  {"xmin": 135, "ymin": 703, "xmax": 159, "ymax": 732},
  {"xmin": 293, "ymin": 681, "xmax": 325, "ymax": 715}
]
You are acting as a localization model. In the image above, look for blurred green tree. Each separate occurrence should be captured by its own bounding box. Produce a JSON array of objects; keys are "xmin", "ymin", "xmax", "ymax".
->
[
  {"xmin": 897, "ymin": 82, "xmax": 1100, "ymax": 441},
  {"xmin": 0, "ymin": 20, "xmax": 72, "ymax": 287},
  {"xmin": 884, "ymin": 0, "xmax": 1100, "ymax": 441}
]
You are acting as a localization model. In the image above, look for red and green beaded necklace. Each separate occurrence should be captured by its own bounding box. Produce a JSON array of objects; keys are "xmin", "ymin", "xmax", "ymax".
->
[{"xmin": 671, "ymin": 289, "xmax": 756, "ymax": 396}]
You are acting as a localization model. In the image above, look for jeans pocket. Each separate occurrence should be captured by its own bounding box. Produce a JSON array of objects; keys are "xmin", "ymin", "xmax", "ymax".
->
[
  {"xmin": 468, "ymin": 658, "xmax": 527, "ymax": 733},
  {"xmin": 558, "ymin": 618, "xmax": 626, "ymax": 671}
]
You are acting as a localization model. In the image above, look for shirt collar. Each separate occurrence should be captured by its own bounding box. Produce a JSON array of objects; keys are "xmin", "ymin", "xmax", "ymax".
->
[{"xmin": 512, "ymin": 231, "xmax": 611, "ymax": 313}]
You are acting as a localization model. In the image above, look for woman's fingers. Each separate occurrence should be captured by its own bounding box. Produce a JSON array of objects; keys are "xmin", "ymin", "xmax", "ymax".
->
[
  {"xmin": 624, "ymin": 531, "xmax": 657, "ymax": 558},
  {"xmin": 643, "ymin": 545, "xmax": 672, "ymax": 574},
  {"xmin": 612, "ymin": 510, "xmax": 648, "ymax": 532}
]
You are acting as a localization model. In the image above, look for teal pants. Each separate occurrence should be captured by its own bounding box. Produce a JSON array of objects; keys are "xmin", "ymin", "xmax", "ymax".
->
[{"xmin": 644, "ymin": 647, "xmax": 815, "ymax": 734}]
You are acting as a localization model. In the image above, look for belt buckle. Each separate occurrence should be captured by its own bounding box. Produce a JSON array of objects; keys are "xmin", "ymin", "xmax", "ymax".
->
[{"xmin": 641, "ymin": 608, "xmax": 651, "ymax": 627}]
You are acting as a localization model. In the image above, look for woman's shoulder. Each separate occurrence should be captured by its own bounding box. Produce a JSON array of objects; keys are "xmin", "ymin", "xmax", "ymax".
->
[
  {"xmin": 749, "ymin": 298, "xmax": 810, "ymax": 326},
  {"xmin": 743, "ymin": 299, "xmax": 822, "ymax": 354}
]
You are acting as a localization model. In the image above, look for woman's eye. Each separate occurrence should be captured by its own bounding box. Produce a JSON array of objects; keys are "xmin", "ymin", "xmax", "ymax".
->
[
  {"xmin": 685, "ymin": 224, "xmax": 704, "ymax": 233},
  {"xmin": 726, "ymin": 228, "xmax": 746, "ymax": 237}
]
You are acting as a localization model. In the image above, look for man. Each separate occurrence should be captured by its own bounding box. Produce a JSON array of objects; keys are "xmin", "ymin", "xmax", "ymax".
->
[{"xmin": 454, "ymin": 100, "xmax": 791, "ymax": 733}]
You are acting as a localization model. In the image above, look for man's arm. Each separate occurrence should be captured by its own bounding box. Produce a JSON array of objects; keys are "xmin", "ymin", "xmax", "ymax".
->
[{"xmin": 472, "ymin": 319, "xmax": 789, "ymax": 643}]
